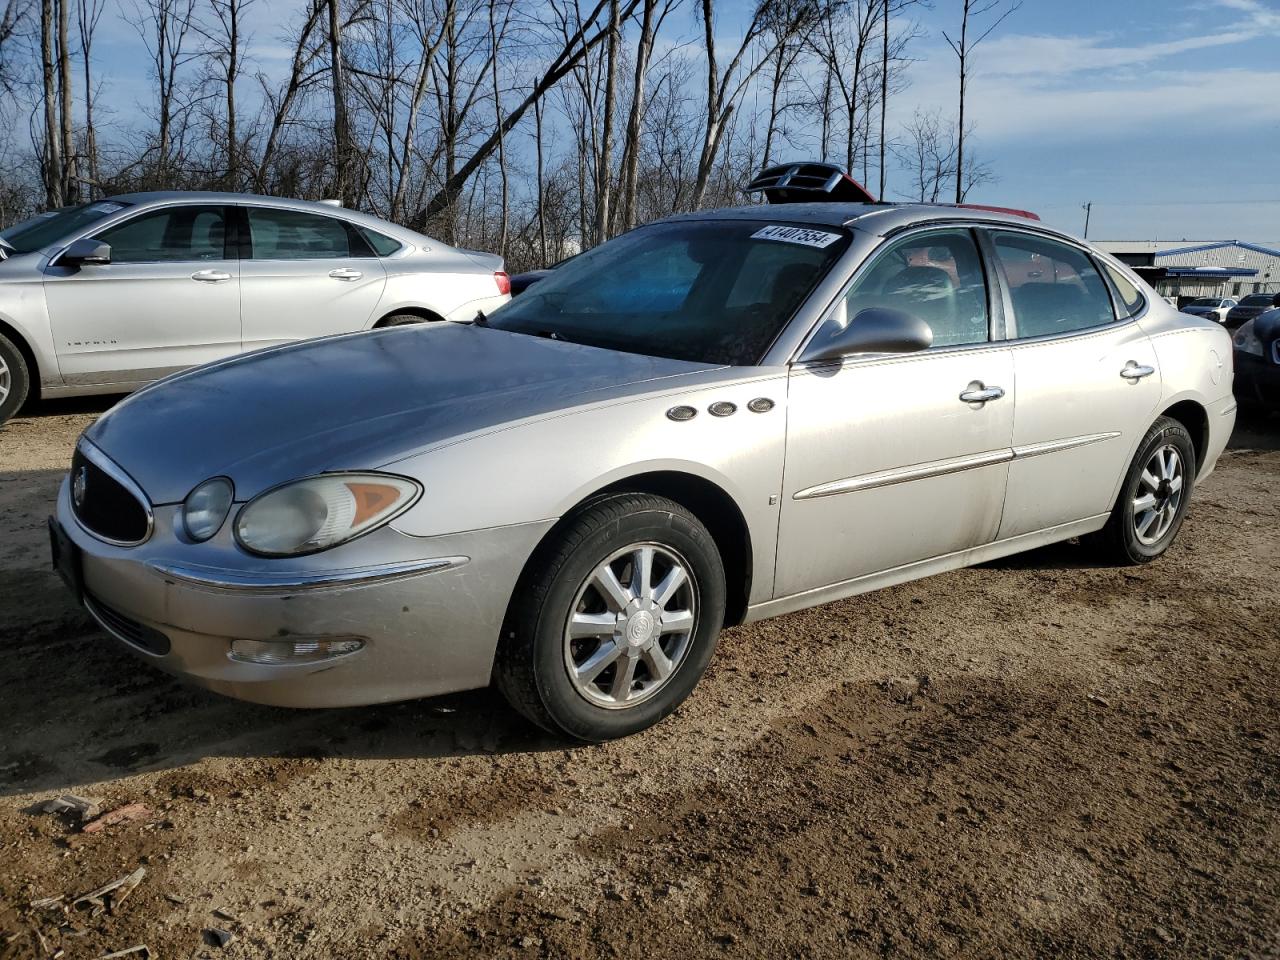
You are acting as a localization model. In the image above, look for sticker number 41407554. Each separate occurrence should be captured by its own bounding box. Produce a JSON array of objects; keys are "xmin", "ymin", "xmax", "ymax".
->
[{"xmin": 750, "ymin": 225, "xmax": 843, "ymax": 248}]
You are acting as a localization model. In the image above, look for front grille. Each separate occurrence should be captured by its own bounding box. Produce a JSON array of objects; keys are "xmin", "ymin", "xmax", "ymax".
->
[
  {"xmin": 85, "ymin": 593, "xmax": 171, "ymax": 656},
  {"xmin": 71, "ymin": 447, "xmax": 151, "ymax": 544}
]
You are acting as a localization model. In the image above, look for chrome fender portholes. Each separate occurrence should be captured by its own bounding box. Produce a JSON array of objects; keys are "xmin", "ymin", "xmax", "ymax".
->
[
  {"xmin": 747, "ymin": 397, "xmax": 775, "ymax": 413},
  {"xmin": 666, "ymin": 405, "xmax": 698, "ymax": 422},
  {"xmin": 708, "ymin": 401, "xmax": 737, "ymax": 417}
]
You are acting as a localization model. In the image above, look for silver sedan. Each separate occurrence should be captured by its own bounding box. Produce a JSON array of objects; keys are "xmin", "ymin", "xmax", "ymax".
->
[
  {"xmin": 51, "ymin": 201, "xmax": 1235, "ymax": 741},
  {"xmin": 0, "ymin": 192, "xmax": 510, "ymax": 425}
]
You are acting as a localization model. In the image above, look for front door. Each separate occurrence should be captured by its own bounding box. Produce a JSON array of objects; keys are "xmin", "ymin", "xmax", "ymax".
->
[
  {"xmin": 237, "ymin": 206, "xmax": 387, "ymax": 350},
  {"xmin": 985, "ymin": 229, "xmax": 1163, "ymax": 539},
  {"xmin": 43, "ymin": 204, "xmax": 240, "ymax": 385},
  {"xmin": 775, "ymin": 227, "xmax": 1015, "ymax": 597}
]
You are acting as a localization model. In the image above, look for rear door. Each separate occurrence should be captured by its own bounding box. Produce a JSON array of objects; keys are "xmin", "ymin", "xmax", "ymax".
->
[
  {"xmin": 43, "ymin": 204, "xmax": 240, "ymax": 385},
  {"xmin": 985, "ymin": 229, "xmax": 1162, "ymax": 539},
  {"xmin": 237, "ymin": 205, "xmax": 387, "ymax": 350}
]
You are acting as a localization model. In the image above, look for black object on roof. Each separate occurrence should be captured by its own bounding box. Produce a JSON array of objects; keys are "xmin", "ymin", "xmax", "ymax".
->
[{"xmin": 745, "ymin": 162, "xmax": 878, "ymax": 205}]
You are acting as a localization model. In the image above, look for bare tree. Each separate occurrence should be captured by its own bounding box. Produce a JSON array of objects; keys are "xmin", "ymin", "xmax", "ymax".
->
[
  {"xmin": 897, "ymin": 108, "xmax": 953, "ymax": 202},
  {"xmin": 326, "ymin": 0, "xmax": 353, "ymax": 202},
  {"xmin": 75, "ymin": 0, "xmax": 103, "ymax": 193},
  {"xmin": 129, "ymin": 0, "xmax": 199, "ymax": 177},
  {"xmin": 943, "ymin": 0, "xmax": 1019, "ymax": 203},
  {"xmin": 40, "ymin": 0, "xmax": 60, "ymax": 205},
  {"xmin": 0, "ymin": 0, "xmax": 30, "ymax": 95},
  {"xmin": 200, "ymin": 0, "xmax": 254, "ymax": 188},
  {"xmin": 254, "ymin": 0, "xmax": 325, "ymax": 190}
]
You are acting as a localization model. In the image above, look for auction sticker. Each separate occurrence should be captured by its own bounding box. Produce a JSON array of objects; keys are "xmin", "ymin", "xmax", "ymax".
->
[{"xmin": 751, "ymin": 225, "xmax": 842, "ymax": 248}]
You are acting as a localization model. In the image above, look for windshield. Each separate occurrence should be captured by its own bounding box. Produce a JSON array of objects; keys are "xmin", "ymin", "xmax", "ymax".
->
[
  {"xmin": 0, "ymin": 200, "xmax": 132, "ymax": 254},
  {"xmin": 1189, "ymin": 298, "xmax": 1219, "ymax": 307},
  {"xmin": 1240, "ymin": 294, "xmax": 1274, "ymax": 306},
  {"xmin": 486, "ymin": 220, "xmax": 850, "ymax": 365}
]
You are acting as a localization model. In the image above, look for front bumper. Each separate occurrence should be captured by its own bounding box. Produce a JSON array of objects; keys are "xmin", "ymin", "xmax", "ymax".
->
[
  {"xmin": 55, "ymin": 477, "xmax": 553, "ymax": 707},
  {"xmin": 1234, "ymin": 349, "xmax": 1280, "ymax": 407}
]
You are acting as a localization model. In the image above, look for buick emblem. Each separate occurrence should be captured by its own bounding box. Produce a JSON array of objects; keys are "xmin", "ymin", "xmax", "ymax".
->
[{"xmin": 72, "ymin": 465, "xmax": 87, "ymax": 508}]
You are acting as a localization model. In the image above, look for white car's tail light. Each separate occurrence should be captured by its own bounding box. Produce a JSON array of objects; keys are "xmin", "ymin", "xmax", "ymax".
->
[
  {"xmin": 494, "ymin": 271, "xmax": 511, "ymax": 295},
  {"xmin": 234, "ymin": 473, "xmax": 420, "ymax": 557}
]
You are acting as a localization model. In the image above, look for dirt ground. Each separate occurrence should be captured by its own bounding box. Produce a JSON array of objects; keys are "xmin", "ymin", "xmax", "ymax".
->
[{"xmin": 0, "ymin": 395, "xmax": 1276, "ymax": 959}]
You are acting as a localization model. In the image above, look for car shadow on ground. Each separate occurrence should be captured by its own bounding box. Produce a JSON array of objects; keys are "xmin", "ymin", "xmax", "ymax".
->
[{"xmin": 19, "ymin": 393, "xmax": 125, "ymax": 419}]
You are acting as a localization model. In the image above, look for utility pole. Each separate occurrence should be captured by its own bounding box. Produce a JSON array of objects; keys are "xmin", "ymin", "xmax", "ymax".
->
[{"xmin": 1082, "ymin": 201, "xmax": 1092, "ymax": 238}]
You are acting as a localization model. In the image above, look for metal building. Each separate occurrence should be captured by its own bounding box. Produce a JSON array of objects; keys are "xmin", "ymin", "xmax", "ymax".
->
[{"xmin": 1095, "ymin": 239, "xmax": 1280, "ymax": 300}]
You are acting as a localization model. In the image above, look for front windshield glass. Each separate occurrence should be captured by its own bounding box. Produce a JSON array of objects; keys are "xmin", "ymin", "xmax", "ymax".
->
[
  {"xmin": 1241, "ymin": 294, "xmax": 1274, "ymax": 306},
  {"xmin": 1190, "ymin": 298, "xmax": 1218, "ymax": 307},
  {"xmin": 0, "ymin": 200, "xmax": 132, "ymax": 254},
  {"xmin": 486, "ymin": 220, "xmax": 851, "ymax": 365}
]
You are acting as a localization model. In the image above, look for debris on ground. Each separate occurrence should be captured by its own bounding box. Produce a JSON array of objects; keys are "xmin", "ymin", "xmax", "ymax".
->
[
  {"xmin": 32, "ymin": 795, "xmax": 101, "ymax": 822},
  {"xmin": 81, "ymin": 803, "xmax": 151, "ymax": 834},
  {"xmin": 203, "ymin": 927, "xmax": 236, "ymax": 948},
  {"xmin": 97, "ymin": 946, "xmax": 151, "ymax": 959},
  {"xmin": 71, "ymin": 868, "xmax": 147, "ymax": 917}
]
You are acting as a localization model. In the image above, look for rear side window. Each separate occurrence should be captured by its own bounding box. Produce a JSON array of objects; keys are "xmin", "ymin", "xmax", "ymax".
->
[
  {"xmin": 93, "ymin": 206, "xmax": 226, "ymax": 263},
  {"xmin": 838, "ymin": 228, "xmax": 990, "ymax": 348},
  {"xmin": 1101, "ymin": 261, "xmax": 1145, "ymax": 318},
  {"xmin": 247, "ymin": 208, "xmax": 353, "ymax": 259},
  {"xmin": 990, "ymin": 232, "xmax": 1116, "ymax": 338},
  {"xmin": 359, "ymin": 226, "xmax": 402, "ymax": 256}
]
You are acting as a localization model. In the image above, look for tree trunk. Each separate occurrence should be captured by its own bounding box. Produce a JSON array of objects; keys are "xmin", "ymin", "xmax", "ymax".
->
[
  {"xmin": 78, "ymin": 0, "xmax": 100, "ymax": 195},
  {"xmin": 594, "ymin": 0, "xmax": 619, "ymax": 242},
  {"xmin": 488, "ymin": 0, "xmax": 508, "ymax": 255},
  {"xmin": 535, "ymin": 95, "xmax": 546, "ymax": 263},
  {"xmin": 57, "ymin": 0, "xmax": 76, "ymax": 201},
  {"xmin": 878, "ymin": 0, "xmax": 887, "ymax": 199},
  {"xmin": 326, "ymin": 0, "xmax": 352, "ymax": 205},
  {"xmin": 226, "ymin": 0, "xmax": 239, "ymax": 188},
  {"xmin": 618, "ymin": 0, "xmax": 656, "ymax": 231},
  {"xmin": 41, "ymin": 0, "xmax": 61, "ymax": 206}
]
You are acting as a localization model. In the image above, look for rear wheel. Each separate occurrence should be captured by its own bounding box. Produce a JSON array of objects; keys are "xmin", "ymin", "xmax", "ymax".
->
[
  {"xmin": 0, "ymin": 332, "xmax": 30, "ymax": 428},
  {"xmin": 495, "ymin": 493, "xmax": 726, "ymax": 742},
  {"xmin": 1088, "ymin": 416, "xmax": 1196, "ymax": 565}
]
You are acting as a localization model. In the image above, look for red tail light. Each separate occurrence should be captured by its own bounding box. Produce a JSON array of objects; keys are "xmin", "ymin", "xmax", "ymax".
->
[{"xmin": 494, "ymin": 271, "xmax": 511, "ymax": 295}]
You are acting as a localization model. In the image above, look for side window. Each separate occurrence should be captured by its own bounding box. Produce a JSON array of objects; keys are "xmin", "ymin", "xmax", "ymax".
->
[
  {"xmin": 359, "ymin": 226, "xmax": 403, "ymax": 256},
  {"xmin": 247, "ymin": 208, "xmax": 352, "ymax": 259},
  {"xmin": 93, "ymin": 206, "xmax": 227, "ymax": 263},
  {"xmin": 839, "ymin": 229, "xmax": 990, "ymax": 348},
  {"xmin": 1101, "ymin": 261, "xmax": 1146, "ymax": 318},
  {"xmin": 991, "ymin": 231, "xmax": 1116, "ymax": 337}
]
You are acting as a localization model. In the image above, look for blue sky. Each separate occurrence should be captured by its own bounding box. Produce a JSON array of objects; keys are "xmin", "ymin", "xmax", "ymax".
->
[{"xmin": 89, "ymin": 0, "xmax": 1280, "ymax": 241}]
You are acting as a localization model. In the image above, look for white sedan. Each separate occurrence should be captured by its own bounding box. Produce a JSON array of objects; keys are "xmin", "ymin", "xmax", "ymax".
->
[{"xmin": 0, "ymin": 192, "xmax": 510, "ymax": 426}]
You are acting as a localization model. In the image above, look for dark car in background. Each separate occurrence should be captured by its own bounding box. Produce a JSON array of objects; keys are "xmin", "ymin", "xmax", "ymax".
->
[
  {"xmin": 1233, "ymin": 307, "xmax": 1280, "ymax": 409},
  {"xmin": 1224, "ymin": 292, "xmax": 1280, "ymax": 330}
]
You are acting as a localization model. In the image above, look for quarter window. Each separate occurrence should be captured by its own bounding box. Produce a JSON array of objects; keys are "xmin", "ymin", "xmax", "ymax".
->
[
  {"xmin": 247, "ymin": 208, "xmax": 355, "ymax": 259},
  {"xmin": 837, "ymin": 229, "xmax": 990, "ymax": 348},
  {"xmin": 359, "ymin": 226, "xmax": 403, "ymax": 256},
  {"xmin": 1101, "ymin": 261, "xmax": 1145, "ymax": 318},
  {"xmin": 990, "ymin": 232, "xmax": 1116, "ymax": 337},
  {"xmin": 92, "ymin": 206, "xmax": 227, "ymax": 263}
]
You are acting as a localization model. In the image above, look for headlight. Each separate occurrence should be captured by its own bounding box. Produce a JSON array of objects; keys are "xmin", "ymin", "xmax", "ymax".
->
[
  {"xmin": 1233, "ymin": 320, "xmax": 1263, "ymax": 357},
  {"xmin": 183, "ymin": 477, "xmax": 234, "ymax": 542},
  {"xmin": 234, "ymin": 473, "xmax": 421, "ymax": 557}
]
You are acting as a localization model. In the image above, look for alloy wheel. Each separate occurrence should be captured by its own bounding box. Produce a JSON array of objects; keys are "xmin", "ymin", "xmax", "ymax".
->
[
  {"xmin": 563, "ymin": 542, "xmax": 698, "ymax": 710},
  {"xmin": 0, "ymin": 352, "xmax": 9, "ymax": 406},
  {"xmin": 1133, "ymin": 443, "xmax": 1184, "ymax": 545}
]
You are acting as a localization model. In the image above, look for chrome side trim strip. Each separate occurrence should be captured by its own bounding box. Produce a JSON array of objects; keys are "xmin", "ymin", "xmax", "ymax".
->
[
  {"xmin": 793, "ymin": 432, "xmax": 1123, "ymax": 501},
  {"xmin": 75, "ymin": 438, "xmax": 156, "ymax": 547},
  {"xmin": 1011, "ymin": 432, "xmax": 1120, "ymax": 460},
  {"xmin": 147, "ymin": 555, "xmax": 470, "ymax": 593},
  {"xmin": 793, "ymin": 448, "xmax": 1013, "ymax": 500}
]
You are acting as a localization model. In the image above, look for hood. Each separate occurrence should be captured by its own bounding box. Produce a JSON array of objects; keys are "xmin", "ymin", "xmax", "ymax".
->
[{"xmin": 87, "ymin": 324, "xmax": 715, "ymax": 503}]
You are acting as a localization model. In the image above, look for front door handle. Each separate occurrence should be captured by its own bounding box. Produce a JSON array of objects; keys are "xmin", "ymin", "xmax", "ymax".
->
[
  {"xmin": 959, "ymin": 381, "xmax": 1006, "ymax": 405},
  {"xmin": 1120, "ymin": 361, "xmax": 1156, "ymax": 381},
  {"xmin": 191, "ymin": 269, "xmax": 232, "ymax": 283},
  {"xmin": 329, "ymin": 268, "xmax": 363, "ymax": 281}
]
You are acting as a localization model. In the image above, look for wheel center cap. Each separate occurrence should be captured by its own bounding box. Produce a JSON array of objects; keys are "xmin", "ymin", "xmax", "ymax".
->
[{"xmin": 625, "ymin": 611, "xmax": 657, "ymax": 647}]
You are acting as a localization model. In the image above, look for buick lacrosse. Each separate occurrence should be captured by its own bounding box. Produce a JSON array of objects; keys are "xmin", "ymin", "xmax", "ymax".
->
[{"xmin": 52, "ymin": 171, "xmax": 1236, "ymax": 740}]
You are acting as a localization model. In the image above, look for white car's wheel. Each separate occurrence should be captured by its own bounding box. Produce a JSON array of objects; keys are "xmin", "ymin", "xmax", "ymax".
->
[
  {"xmin": 496, "ymin": 493, "xmax": 726, "ymax": 741},
  {"xmin": 0, "ymin": 332, "xmax": 30, "ymax": 427}
]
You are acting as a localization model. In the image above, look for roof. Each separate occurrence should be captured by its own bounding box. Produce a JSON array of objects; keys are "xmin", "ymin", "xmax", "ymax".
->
[
  {"xmin": 657, "ymin": 202, "xmax": 1071, "ymax": 239},
  {"xmin": 1155, "ymin": 240, "xmax": 1280, "ymax": 259},
  {"xmin": 1160, "ymin": 266, "xmax": 1258, "ymax": 277}
]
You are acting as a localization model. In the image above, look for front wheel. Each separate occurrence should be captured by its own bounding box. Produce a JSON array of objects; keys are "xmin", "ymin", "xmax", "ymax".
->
[
  {"xmin": 1088, "ymin": 416, "xmax": 1196, "ymax": 565},
  {"xmin": 495, "ymin": 493, "xmax": 726, "ymax": 742},
  {"xmin": 0, "ymin": 332, "xmax": 31, "ymax": 428}
]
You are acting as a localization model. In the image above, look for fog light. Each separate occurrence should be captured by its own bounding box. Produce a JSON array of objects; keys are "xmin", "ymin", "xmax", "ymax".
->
[{"xmin": 229, "ymin": 636, "xmax": 365, "ymax": 665}]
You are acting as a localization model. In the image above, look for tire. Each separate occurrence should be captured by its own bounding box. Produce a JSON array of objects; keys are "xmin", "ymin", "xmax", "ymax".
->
[
  {"xmin": 0, "ymin": 332, "xmax": 31, "ymax": 428},
  {"xmin": 1088, "ymin": 416, "xmax": 1196, "ymax": 565},
  {"xmin": 495, "ymin": 493, "xmax": 726, "ymax": 742},
  {"xmin": 377, "ymin": 313, "xmax": 434, "ymax": 327}
]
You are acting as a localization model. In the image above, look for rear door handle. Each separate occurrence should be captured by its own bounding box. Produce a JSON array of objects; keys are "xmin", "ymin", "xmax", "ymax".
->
[
  {"xmin": 959, "ymin": 382, "xmax": 1005, "ymax": 405},
  {"xmin": 329, "ymin": 268, "xmax": 363, "ymax": 281},
  {"xmin": 191, "ymin": 270, "xmax": 232, "ymax": 283},
  {"xmin": 1120, "ymin": 361, "xmax": 1155, "ymax": 381}
]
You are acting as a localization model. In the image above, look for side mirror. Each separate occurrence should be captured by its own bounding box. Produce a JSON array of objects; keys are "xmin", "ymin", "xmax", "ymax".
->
[
  {"xmin": 59, "ymin": 238, "xmax": 111, "ymax": 267},
  {"xmin": 800, "ymin": 307, "xmax": 933, "ymax": 363}
]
